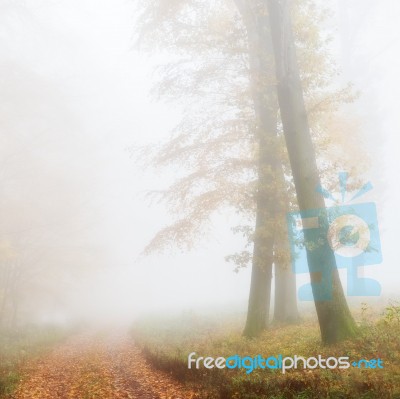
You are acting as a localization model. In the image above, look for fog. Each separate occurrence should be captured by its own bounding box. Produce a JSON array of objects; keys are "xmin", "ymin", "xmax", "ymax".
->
[{"xmin": 1, "ymin": 0, "xmax": 400, "ymax": 330}]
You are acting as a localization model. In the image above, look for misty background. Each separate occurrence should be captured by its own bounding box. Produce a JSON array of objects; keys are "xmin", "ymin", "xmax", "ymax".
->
[{"xmin": 1, "ymin": 0, "xmax": 399, "ymax": 328}]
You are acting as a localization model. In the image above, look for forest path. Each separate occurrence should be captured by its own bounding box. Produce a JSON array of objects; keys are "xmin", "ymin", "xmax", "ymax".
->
[{"xmin": 11, "ymin": 331, "xmax": 197, "ymax": 399}]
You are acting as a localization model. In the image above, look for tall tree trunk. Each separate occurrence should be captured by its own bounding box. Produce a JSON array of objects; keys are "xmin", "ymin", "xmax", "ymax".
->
[
  {"xmin": 236, "ymin": 0, "xmax": 278, "ymax": 337},
  {"xmin": 266, "ymin": 0, "xmax": 357, "ymax": 344},
  {"xmin": 273, "ymin": 251, "xmax": 299, "ymax": 323},
  {"xmin": 273, "ymin": 159, "xmax": 299, "ymax": 323}
]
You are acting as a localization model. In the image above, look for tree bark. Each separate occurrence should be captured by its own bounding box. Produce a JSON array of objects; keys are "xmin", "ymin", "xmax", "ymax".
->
[
  {"xmin": 273, "ymin": 158, "xmax": 299, "ymax": 323},
  {"xmin": 266, "ymin": 0, "xmax": 357, "ymax": 344},
  {"xmin": 273, "ymin": 252, "xmax": 299, "ymax": 323},
  {"xmin": 236, "ymin": 0, "xmax": 278, "ymax": 337}
]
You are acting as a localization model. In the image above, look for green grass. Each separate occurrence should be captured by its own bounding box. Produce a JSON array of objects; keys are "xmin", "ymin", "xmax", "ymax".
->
[
  {"xmin": 0, "ymin": 324, "xmax": 69, "ymax": 397},
  {"xmin": 132, "ymin": 307, "xmax": 400, "ymax": 399}
]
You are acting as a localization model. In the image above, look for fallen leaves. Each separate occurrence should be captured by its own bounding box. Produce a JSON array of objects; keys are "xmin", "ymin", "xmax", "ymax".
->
[{"xmin": 10, "ymin": 331, "xmax": 198, "ymax": 399}]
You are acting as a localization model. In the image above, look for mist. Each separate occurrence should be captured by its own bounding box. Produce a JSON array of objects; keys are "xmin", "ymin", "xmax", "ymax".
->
[
  {"xmin": 1, "ymin": 0, "xmax": 399, "ymax": 331},
  {"xmin": 2, "ymin": 1, "xmax": 400, "ymax": 398}
]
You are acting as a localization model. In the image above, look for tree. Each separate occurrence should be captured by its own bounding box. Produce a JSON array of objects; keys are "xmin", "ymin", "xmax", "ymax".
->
[
  {"xmin": 138, "ymin": 0, "xmax": 301, "ymax": 336},
  {"xmin": 232, "ymin": 0, "xmax": 300, "ymax": 336},
  {"xmin": 266, "ymin": 0, "xmax": 357, "ymax": 344},
  {"xmin": 0, "ymin": 59, "xmax": 103, "ymax": 329},
  {"xmin": 136, "ymin": 0, "xmax": 365, "ymax": 340}
]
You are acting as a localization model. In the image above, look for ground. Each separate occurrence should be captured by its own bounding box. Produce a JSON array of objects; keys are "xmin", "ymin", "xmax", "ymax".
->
[
  {"xmin": 10, "ymin": 331, "xmax": 198, "ymax": 399},
  {"xmin": 4, "ymin": 307, "xmax": 400, "ymax": 399}
]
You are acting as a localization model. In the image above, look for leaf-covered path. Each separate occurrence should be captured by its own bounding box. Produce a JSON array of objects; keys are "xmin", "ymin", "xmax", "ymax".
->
[{"xmin": 11, "ymin": 332, "xmax": 197, "ymax": 399}]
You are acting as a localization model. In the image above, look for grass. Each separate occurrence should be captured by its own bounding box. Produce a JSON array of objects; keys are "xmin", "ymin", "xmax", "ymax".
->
[
  {"xmin": 0, "ymin": 324, "xmax": 69, "ymax": 397},
  {"xmin": 131, "ymin": 305, "xmax": 400, "ymax": 399}
]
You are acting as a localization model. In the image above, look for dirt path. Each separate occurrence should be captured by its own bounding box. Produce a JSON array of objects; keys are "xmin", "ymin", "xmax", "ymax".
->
[{"xmin": 11, "ymin": 332, "xmax": 198, "ymax": 399}]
